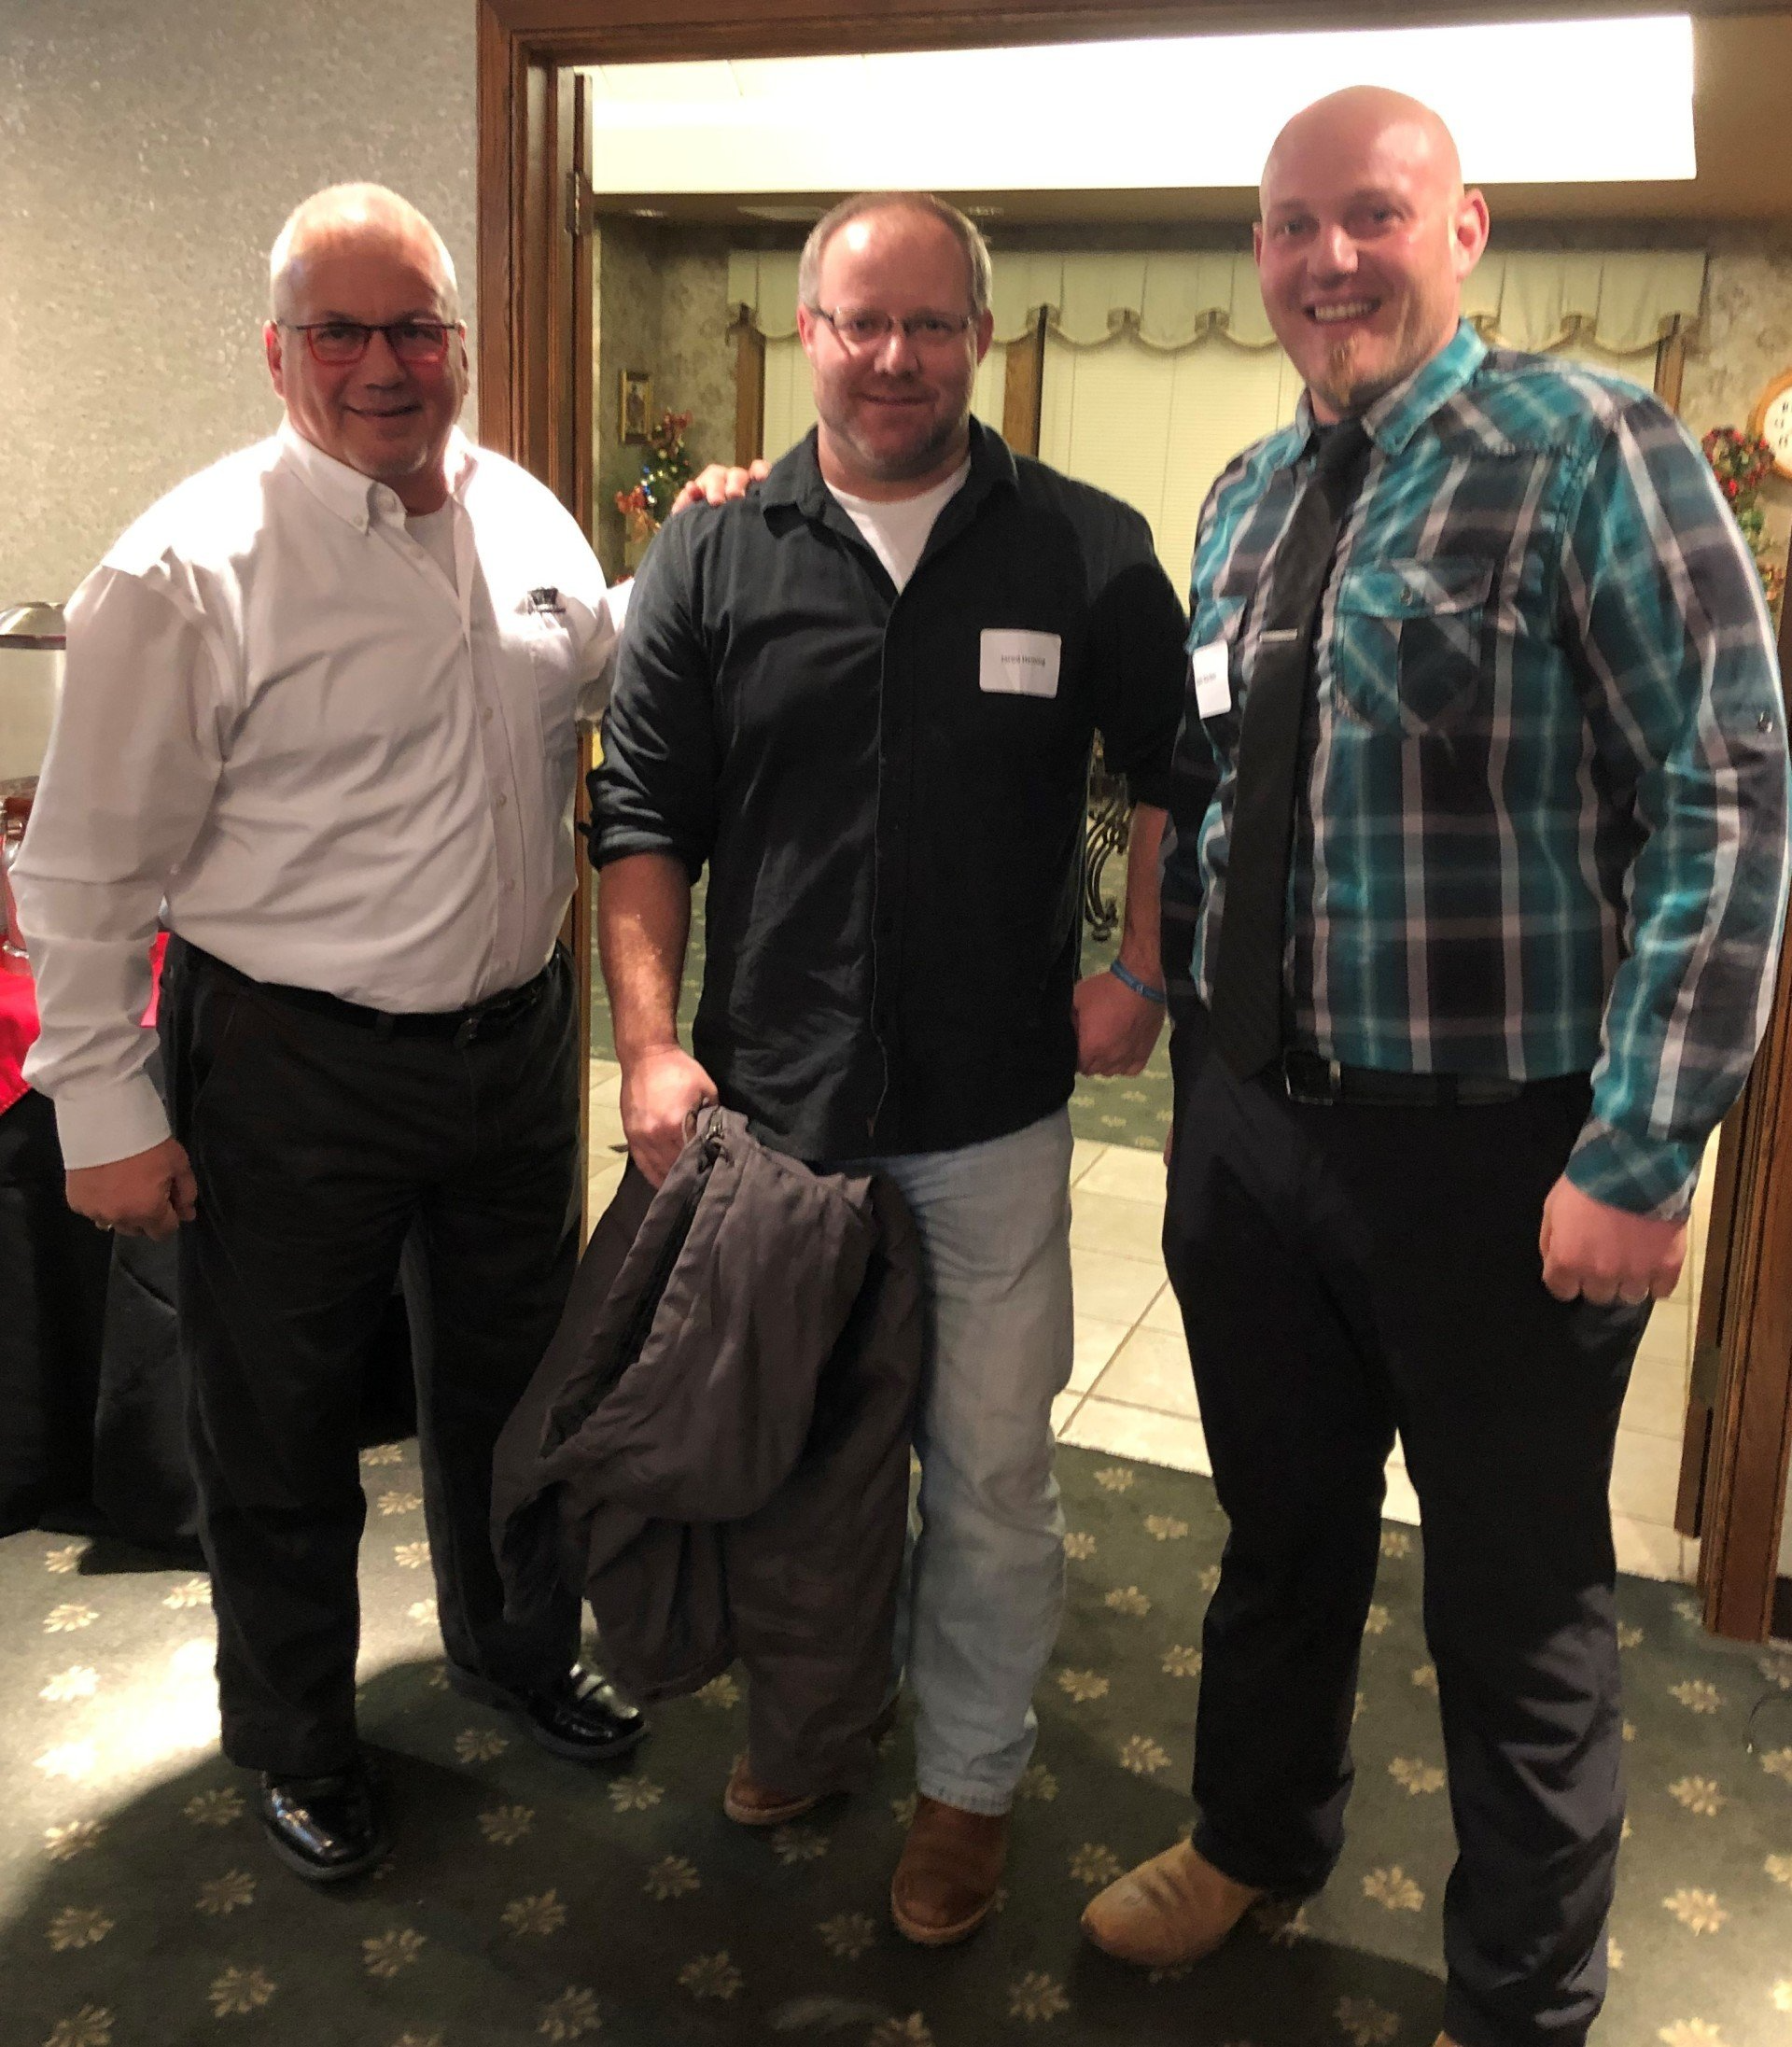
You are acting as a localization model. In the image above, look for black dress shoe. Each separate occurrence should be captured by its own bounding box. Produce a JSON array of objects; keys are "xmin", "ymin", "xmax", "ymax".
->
[
  {"xmin": 257, "ymin": 1760, "xmax": 387, "ymax": 1883},
  {"xmin": 446, "ymin": 1662, "xmax": 647, "ymax": 1763}
]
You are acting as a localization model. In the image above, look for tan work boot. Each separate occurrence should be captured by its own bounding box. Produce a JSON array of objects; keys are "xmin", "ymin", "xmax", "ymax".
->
[
  {"xmin": 1080, "ymin": 1839, "xmax": 1265, "ymax": 1967},
  {"xmin": 890, "ymin": 1794, "xmax": 1010, "ymax": 1946},
  {"xmin": 721, "ymin": 1754, "xmax": 821, "ymax": 1828}
]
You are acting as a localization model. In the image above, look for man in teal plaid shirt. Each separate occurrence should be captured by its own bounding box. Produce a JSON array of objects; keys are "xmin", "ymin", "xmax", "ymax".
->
[{"xmin": 1082, "ymin": 87, "xmax": 1789, "ymax": 2047}]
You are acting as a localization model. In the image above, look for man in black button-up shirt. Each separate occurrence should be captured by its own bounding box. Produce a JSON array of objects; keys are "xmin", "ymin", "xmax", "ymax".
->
[{"xmin": 590, "ymin": 192, "xmax": 1184, "ymax": 1943}]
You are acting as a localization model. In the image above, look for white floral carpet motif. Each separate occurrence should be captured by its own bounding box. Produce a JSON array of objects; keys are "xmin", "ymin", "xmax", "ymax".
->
[{"xmin": 5, "ymin": 1440, "xmax": 1791, "ymax": 2046}]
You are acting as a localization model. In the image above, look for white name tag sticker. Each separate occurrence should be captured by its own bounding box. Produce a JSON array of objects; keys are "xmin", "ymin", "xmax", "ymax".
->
[
  {"xmin": 979, "ymin": 628, "xmax": 1061, "ymax": 699},
  {"xmin": 1191, "ymin": 641, "xmax": 1232, "ymax": 718}
]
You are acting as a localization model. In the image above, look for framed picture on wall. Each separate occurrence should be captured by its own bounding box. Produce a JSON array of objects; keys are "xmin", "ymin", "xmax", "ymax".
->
[{"xmin": 620, "ymin": 369, "xmax": 652, "ymax": 443}]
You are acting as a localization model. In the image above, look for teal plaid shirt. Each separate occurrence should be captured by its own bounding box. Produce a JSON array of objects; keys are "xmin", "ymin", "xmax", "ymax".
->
[{"xmin": 1161, "ymin": 322, "xmax": 1790, "ymax": 1217}]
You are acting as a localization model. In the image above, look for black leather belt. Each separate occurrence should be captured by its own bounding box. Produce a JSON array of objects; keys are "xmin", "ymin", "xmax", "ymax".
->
[
  {"xmin": 184, "ymin": 943, "xmax": 556, "ymax": 1047},
  {"xmin": 1278, "ymin": 1046, "xmax": 1525, "ymax": 1108}
]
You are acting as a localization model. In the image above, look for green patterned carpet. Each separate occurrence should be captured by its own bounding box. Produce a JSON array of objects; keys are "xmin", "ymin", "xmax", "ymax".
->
[
  {"xmin": 6, "ymin": 1440, "xmax": 1791, "ymax": 2047},
  {"xmin": 587, "ymin": 887, "xmax": 1172, "ymax": 1156}
]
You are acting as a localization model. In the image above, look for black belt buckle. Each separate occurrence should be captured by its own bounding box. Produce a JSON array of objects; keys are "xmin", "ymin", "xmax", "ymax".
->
[
  {"xmin": 1457, "ymin": 1074, "xmax": 1524, "ymax": 1106},
  {"xmin": 450, "ymin": 964, "xmax": 549, "ymax": 1047},
  {"xmin": 1281, "ymin": 1050, "xmax": 1342, "ymax": 1105}
]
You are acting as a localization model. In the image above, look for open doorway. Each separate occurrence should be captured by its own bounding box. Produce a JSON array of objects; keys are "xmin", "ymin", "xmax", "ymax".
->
[{"xmin": 476, "ymin": 0, "xmax": 1792, "ymax": 1645}]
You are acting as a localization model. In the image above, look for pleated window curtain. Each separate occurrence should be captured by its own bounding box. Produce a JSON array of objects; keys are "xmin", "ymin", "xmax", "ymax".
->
[{"xmin": 726, "ymin": 246, "xmax": 1705, "ymax": 590}]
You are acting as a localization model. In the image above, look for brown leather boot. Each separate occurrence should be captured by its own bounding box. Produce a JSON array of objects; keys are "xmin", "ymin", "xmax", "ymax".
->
[
  {"xmin": 721, "ymin": 1698, "xmax": 900, "ymax": 1827},
  {"xmin": 889, "ymin": 1794, "xmax": 1010, "ymax": 1946},
  {"xmin": 1080, "ymin": 1839, "xmax": 1265, "ymax": 1967},
  {"xmin": 721, "ymin": 1754, "xmax": 821, "ymax": 1828}
]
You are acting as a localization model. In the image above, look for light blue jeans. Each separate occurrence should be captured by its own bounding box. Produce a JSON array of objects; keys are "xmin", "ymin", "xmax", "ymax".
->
[{"xmin": 859, "ymin": 1108, "xmax": 1075, "ymax": 1816}]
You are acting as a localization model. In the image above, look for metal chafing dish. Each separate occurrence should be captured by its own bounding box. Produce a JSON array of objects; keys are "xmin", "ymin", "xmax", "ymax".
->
[
  {"xmin": 1, "ymin": 601, "xmax": 64, "ymax": 964},
  {"xmin": 1, "ymin": 601, "xmax": 63, "ymax": 792}
]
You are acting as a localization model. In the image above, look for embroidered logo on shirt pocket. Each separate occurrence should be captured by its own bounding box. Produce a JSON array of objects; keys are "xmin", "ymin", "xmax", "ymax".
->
[
  {"xmin": 1329, "ymin": 557, "xmax": 1492, "ymax": 736},
  {"xmin": 515, "ymin": 591, "xmax": 574, "ymax": 641}
]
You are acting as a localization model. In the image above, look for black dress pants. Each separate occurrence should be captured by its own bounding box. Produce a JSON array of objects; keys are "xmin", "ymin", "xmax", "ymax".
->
[
  {"xmin": 161, "ymin": 939, "xmax": 582, "ymax": 1775},
  {"xmin": 1163, "ymin": 1003, "xmax": 1647, "ymax": 2047}
]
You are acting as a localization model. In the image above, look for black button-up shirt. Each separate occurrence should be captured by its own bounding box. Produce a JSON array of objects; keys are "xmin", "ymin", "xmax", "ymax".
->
[{"xmin": 590, "ymin": 421, "xmax": 1185, "ymax": 1160}]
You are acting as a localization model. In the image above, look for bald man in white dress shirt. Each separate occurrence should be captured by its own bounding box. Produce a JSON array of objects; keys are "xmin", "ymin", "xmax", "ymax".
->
[{"xmin": 14, "ymin": 184, "xmax": 644, "ymax": 1884}]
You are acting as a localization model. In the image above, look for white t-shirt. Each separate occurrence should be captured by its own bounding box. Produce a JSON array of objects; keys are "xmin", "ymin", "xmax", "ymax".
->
[
  {"xmin": 405, "ymin": 503, "xmax": 459, "ymax": 592},
  {"xmin": 828, "ymin": 459, "xmax": 971, "ymax": 591}
]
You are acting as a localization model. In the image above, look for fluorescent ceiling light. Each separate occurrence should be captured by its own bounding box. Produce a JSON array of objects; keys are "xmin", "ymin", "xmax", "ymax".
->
[{"xmin": 586, "ymin": 17, "xmax": 1695, "ymax": 194}]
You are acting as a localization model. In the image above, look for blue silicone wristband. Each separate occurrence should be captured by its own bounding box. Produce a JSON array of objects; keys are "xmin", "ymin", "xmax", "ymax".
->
[{"xmin": 1109, "ymin": 958, "xmax": 1168, "ymax": 1005}]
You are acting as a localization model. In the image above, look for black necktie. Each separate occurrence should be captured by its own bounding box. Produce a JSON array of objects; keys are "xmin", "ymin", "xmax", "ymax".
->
[{"xmin": 1208, "ymin": 420, "xmax": 1374, "ymax": 1081}]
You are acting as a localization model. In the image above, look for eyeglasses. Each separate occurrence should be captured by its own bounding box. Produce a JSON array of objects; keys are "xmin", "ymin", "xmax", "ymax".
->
[
  {"xmin": 280, "ymin": 319, "xmax": 458, "ymax": 366},
  {"xmin": 809, "ymin": 307, "xmax": 976, "ymax": 352}
]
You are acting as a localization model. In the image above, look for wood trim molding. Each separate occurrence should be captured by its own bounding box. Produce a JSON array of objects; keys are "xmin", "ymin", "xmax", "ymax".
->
[
  {"xmin": 475, "ymin": 3, "xmax": 522, "ymax": 459},
  {"xmin": 480, "ymin": 0, "xmax": 1792, "ymax": 1586},
  {"xmin": 1001, "ymin": 307, "xmax": 1047, "ymax": 457},
  {"xmin": 732, "ymin": 314, "xmax": 766, "ymax": 466},
  {"xmin": 476, "ymin": 0, "xmax": 1769, "ymax": 47},
  {"xmin": 1655, "ymin": 316, "xmax": 1688, "ymax": 416},
  {"xmin": 1674, "ymin": 1106, "xmax": 1742, "ymax": 1535},
  {"xmin": 1696, "ymin": 558, "xmax": 1792, "ymax": 1639},
  {"xmin": 571, "ymin": 726, "xmax": 598, "ymax": 1238},
  {"xmin": 475, "ymin": 0, "xmax": 1756, "ymax": 452}
]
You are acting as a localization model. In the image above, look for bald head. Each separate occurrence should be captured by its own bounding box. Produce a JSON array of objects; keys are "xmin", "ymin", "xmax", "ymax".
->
[
  {"xmin": 1253, "ymin": 88, "xmax": 1488, "ymax": 422},
  {"xmin": 269, "ymin": 184, "xmax": 458, "ymax": 324},
  {"xmin": 1263, "ymin": 88, "xmax": 1464, "ymax": 215}
]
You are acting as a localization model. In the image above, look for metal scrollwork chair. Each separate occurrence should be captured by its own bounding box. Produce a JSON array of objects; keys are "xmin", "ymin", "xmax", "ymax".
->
[{"xmin": 1082, "ymin": 734, "xmax": 1134, "ymax": 942}]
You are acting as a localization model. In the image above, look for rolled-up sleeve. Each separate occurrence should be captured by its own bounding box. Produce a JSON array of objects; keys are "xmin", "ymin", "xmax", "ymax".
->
[
  {"xmin": 1560, "ymin": 399, "xmax": 1791, "ymax": 1216},
  {"xmin": 586, "ymin": 518, "xmax": 719, "ymax": 880},
  {"xmin": 14, "ymin": 567, "xmax": 227, "ymax": 1168}
]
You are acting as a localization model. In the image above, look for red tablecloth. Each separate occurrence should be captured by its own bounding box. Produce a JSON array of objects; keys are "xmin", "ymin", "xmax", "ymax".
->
[{"xmin": 0, "ymin": 933, "xmax": 167, "ymax": 1117}]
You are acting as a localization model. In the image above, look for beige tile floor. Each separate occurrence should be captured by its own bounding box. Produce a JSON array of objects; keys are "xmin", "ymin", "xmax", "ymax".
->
[{"xmin": 588, "ymin": 1060, "xmax": 1709, "ymax": 1585}]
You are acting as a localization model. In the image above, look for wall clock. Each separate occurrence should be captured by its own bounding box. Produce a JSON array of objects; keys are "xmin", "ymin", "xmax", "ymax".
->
[{"xmin": 1749, "ymin": 369, "xmax": 1792, "ymax": 483}]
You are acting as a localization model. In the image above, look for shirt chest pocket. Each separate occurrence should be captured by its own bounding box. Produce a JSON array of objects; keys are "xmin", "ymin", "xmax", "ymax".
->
[
  {"xmin": 1328, "ymin": 557, "xmax": 1493, "ymax": 736},
  {"xmin": 507, "ymin": 595, "xmax": 587, "ymax": 744}
]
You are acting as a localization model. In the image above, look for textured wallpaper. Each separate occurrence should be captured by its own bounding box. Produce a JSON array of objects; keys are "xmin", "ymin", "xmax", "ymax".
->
[
  {"xmin": 0, "ymin": 0, "xmax": 477, "ymax": 602},
  {"xmin": 1680, "ymin": 228, "xmax": 1792, "ymax": 573},
  {"xmin": 657, "ymin": 232, "xmax": 744, "ymax": 481},
  {"xmin": 591, "ymin": 221, "xmax": 742, "ymax": 575},
  {"xmin": 592, "ymin": 217, "xmax": 662, "ymax": 576}
]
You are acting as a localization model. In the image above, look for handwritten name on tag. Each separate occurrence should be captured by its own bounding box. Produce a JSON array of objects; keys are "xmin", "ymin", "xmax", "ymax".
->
[
  {"xmin": 979, "ymin": 629, "xmax": 1061, "ymax": 699},
  {"xmin": 1191, "ymin": 641, "xmax": 1231, "ymax": 718}
]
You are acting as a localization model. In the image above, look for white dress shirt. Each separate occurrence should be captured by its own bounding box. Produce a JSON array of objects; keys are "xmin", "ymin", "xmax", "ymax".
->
[{"xmin": 16, "ymin": 423, "xmax": 615, "ymax": 1169}]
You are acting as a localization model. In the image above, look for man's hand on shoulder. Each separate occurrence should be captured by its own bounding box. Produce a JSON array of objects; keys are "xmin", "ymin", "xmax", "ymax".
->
[
  {"xmin": 65, "ymin": 1137, "xmax": 198, "ymax": 1240},
  {"xmin": 669, "ymin": 459, "xmax": 771, "ymax": 517},
  {"xmin": 1539, "ymin": 1174, "xmax": 1687, "ymax": 1305},
  {"xmin": 1073, "ymin": 964, "xmax": 1166, "ymax": 1077},
  {"xmin": 621, "ymin": 1044, "xmax": 719, "ymax": 1187}
]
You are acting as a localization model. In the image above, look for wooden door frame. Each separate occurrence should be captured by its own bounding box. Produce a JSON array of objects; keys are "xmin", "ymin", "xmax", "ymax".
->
[
  {"xmin": 474, "ymin": 0, "xmax": 1770, "ymax": 463},
  {"xmin": 1690, "ymin": 581, "xmax": 1792, "ymax": 1640},
  {"xmin": 476, "ymin": 0, "xmax": 1792, "ymax": 1640}
]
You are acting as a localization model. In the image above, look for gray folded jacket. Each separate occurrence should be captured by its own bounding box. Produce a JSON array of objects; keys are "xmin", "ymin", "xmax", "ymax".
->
[{"xmin": 491, "ymin": 1108, "xmax": 924, "ymax": 1798}]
